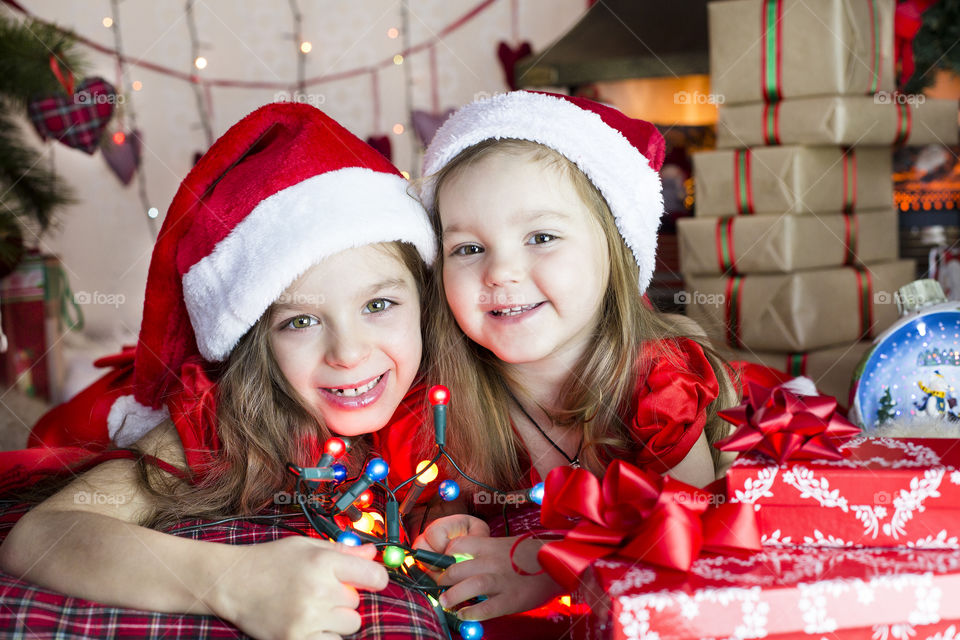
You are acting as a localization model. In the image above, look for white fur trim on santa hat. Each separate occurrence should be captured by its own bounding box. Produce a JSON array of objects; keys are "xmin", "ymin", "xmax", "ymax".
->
[
  {"xmin": 108, "ymin": 394, "xmax": 170, "ymax": 447},
  {"xmin": 420, "ymin": 91, "xmax": 664, "ymax": 292},
  {"xmin": 183, "ymin": 167, "xmax": 435, "ymax": 362}
]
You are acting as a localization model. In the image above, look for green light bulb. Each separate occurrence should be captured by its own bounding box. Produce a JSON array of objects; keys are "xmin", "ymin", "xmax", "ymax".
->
[{"xmin": 383, "ymin": 545, "xmax": 406, "ymax": 568}]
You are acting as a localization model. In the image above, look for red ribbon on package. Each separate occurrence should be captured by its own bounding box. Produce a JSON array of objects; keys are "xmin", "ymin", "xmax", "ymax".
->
[
  {"xmin": 535, "ymin": 461, "xmax": 761, "ymax": 591},
  {"xmin": 715, "ymin": 381, "xmax": 861, "ymax": 464}
]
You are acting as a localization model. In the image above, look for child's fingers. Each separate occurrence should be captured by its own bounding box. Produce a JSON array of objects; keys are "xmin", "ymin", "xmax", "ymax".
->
[
  {"xmin": 336, "ymin": 542, "xmax": 378, "ymax": 560},
  {"xmin": 331, "ymin": 554, "xmax": 389, "ymax": 591},
  {"xmin": 323, "ymin": 606, "xmax": 363, "ymax": 636},
  {"xmin": 437, "ymin": 572, "xmax": 495, "ymax": 610},
  {"xmin": 415, "ymin": 516, "xmax": 491, "ymax": 554},
  {"xmin": 442, "ymin": 534, "xmax": 485, "ymax": 558},
  {"xmin": 455, "ymin": 597, "xmax": 500, "ymax": 622}
]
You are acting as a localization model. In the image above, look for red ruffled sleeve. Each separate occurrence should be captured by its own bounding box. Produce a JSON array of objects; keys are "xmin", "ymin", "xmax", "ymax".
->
[{"xmin": 628, "ymin": 338, "xmax": 720, "ymax": 474}]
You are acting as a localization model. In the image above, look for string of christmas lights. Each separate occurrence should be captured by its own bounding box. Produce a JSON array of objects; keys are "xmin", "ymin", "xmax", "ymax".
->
[{"xmin": 283, "ymin": 385, "xmax": 545, "ymax": 640}]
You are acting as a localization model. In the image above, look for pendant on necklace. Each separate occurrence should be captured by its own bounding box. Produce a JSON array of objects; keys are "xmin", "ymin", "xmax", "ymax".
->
[{"xmin": 570, "ymin": 458, "xmax": 581, "ymax": 469}]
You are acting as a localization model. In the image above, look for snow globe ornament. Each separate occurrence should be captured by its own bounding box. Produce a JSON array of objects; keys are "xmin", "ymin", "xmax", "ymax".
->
[{"xmin": 852, "ymin": 279, "xmax": 960, "ymax": 429}]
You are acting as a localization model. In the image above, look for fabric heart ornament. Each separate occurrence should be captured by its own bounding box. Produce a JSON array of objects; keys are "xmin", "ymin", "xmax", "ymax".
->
[
  {"xmin": 365, "ymin": 135, "xmax": 392, "ymax": 162},
  {"xmin": 411, "ymin": 109, "xmax": 454, "ymax": 148},
  {"xmin": 102, "ymin": 130, "xmax": 142, "ymax": 185},
  {"xmin": 497, "ymin": 41, "xmax": 533, "ymax": 90},
  {"xmin": 27, "ymin": 77, "xmax": 117, "ymax": 155}
]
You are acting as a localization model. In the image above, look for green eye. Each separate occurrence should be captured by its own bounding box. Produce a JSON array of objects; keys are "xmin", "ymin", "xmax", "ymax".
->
[
  {"xmin": 286, "ymin": 315, "xmax": 317, "ymax": 330},
  {"xmin": 365, "ymin": 299, "xmax": 393, "ymax": 313}
]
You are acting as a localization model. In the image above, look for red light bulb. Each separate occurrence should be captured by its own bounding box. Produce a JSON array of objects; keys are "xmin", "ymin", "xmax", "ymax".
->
[
  {"xmin": 429, "ymin": 385, "xmax": 450, "ymax": 406},
  {"xmin": 112, "ymin": 131, "xmax": 126, "ymax": 145},
  {"xmin": 324, "ymin": 437, "xmax": 346, "ymax": 458},
  {"xmin": 357, "ymin": 490, "xmax": 374, "ymax": 508}
]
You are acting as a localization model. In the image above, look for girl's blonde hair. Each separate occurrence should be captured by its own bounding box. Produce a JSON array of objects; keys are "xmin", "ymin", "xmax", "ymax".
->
[
  {"xmin": 138, "ymin": 241, "xmax": 427, "ymax": 531},
  {"xmin": 425, "ymin": 139, "xmax": 738, "ymax": 491}
]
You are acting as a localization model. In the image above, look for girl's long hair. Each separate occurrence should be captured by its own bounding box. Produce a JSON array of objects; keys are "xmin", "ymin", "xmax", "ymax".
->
[
  {"xmin": 424, "ymin": 139, "xmax": 738, "ymax": 491},
  {"xmin": 137, "ymin": 241, "xmax": 427, "ymax": 531}
]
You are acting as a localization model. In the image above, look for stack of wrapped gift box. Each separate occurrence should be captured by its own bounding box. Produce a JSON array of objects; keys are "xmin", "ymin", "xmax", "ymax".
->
[
  {"xmin": 678, "ymin": 0, "xmax": 958, "ymax": 405},
  {"xmin": 571, "ymin": 385, "xmax": 960, "ymax": 639}
]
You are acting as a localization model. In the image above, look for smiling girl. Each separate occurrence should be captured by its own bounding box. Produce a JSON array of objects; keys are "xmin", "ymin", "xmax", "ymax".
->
[
  {"xmin": 0, "ymin": 103, "xmax": 442, "ymax": 640},
  {"xmin": 413, "ymin": 91, "xmax": 738, "ymax": 622}
]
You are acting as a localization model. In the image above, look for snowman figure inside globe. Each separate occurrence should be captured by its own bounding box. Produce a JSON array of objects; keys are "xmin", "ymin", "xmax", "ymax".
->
[{"xmin": 914, "ymin": 370, "xmax": 960, "ymax": 420}]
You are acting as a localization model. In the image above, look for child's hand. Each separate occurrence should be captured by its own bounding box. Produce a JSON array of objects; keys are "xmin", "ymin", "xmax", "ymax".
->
[
  {"xmin": 431, "ymin": 534, "xmax": 566, "ymax": 621},
  {"xmin": 214, "ymin": 536, "xmax": 388, "ymax": 640},
  {"xmin": 413, "ymin": 514, "xmax": 490, "ymax": 555}
]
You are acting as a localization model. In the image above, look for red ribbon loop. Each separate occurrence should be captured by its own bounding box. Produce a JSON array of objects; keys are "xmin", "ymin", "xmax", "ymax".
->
[
  {"xmin": 48, "ymin": 55, "xmax": 75, "ymax": 96},
  {"xmin": 715, "ymin": 381, "xmax": 861, "ymax": 464},
  {"xmin": 536, "ymin": 461, "xmax": 761, "ymax": 591}
]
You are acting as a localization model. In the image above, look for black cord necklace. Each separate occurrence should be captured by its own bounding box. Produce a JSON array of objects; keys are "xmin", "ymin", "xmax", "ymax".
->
[{"xmin": 505, "ymin": 387, "xmax": 582, "ymax": 468}]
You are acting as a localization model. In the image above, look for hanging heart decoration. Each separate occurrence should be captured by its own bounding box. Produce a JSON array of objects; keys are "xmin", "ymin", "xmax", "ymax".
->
[
  {"xmin": 101, "ymin": 130, "xmax": 142, "ymax": 185},
  {"xmin": 497, "ymin": 41, "xmax": 533, "ymax": 90},
  {"xmin": 365, "ymin": 135, "xmax": 393, "ymax": 162},
  {"xmin": 27, "ymin": 75, "xmax": 117, "ymax": 155},
  {"xmin": 411, "ymin": 109, "xmax": 454, "ymax": 149}
]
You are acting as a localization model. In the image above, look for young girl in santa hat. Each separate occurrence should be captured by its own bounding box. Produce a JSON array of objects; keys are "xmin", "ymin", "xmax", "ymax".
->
[
  {"xmin": 0, "ymin": 103, "xmax": 445, "ymax": 639},
  {"xmin": 410, "ymin": 91, "xmax": 739, "ymax": 621}
]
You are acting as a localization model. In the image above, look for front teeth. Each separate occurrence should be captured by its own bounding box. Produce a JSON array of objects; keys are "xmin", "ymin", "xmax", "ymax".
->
[
  {"xmin": 327, "ymin": 374, "xmax": 382, "ymax": 397},
  {"xmin": 492, "ymin": 304, "xmax": 537, "ymax": 317}
]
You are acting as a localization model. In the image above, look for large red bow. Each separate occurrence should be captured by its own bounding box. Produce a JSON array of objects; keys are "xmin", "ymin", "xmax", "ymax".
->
[
  {"xmin": 715, "ymin": 381, "xmax": 860, "ymax": 464},
  {"xmin": 536, "ymin": 461, "xmax": 761, "ymax": 591}
]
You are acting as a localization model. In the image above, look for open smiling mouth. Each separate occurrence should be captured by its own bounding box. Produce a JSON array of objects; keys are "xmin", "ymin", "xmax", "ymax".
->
[
  {"xmin": 322, "ymin": 373, "xmax": 385, "ymax": 397},
  {"xmin": 489, "ymin": 302, "xmax": 544, "ymax": 317}
]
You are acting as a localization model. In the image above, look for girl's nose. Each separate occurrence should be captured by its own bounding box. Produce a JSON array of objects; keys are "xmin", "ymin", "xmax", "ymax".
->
[
  {"xmin": 324, "ymin": 327, "xmax": 371, "ymax": 368},
  {"xmin": 484, "ymin": 250, "xmax": 524, "ymax": 287}
]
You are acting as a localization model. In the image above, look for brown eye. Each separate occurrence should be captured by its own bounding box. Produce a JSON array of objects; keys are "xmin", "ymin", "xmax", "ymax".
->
[
  {"xmin": 451, "ymin": 244, "xmax": 483, "ymax": 257},
  {"xmin": 529, "ymin": 233, "xmax": 557, "ymax": 245}
]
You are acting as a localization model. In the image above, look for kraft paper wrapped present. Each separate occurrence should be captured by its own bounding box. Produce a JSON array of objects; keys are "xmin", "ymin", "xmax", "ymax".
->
[
  {"xmin": 692, "ymin": 146, "xmax": 892, "ymax": 217},
  {"xmin": 579, "ymin": 545, "xmax": 960, "ymax": 640},
  {"xmin": 709, "ymin": 0, "xmax": 895, "ymax": 105},
  {"xmin": 725, "ymin": 437, "xmax": 960, "ymax": 549},
  {"xmin": 716, "ymin": 96, "xmax": 959, "ymax": 148},
  {"xmin": 677, "ymin": 209, "xmax": 897, "ymax": 275},
  {"xmin": 726, "ymin": 340, "xmax": 871, "ymax": 405},
  {"xmin": 684, "ymin": 259, "xmax": 915, "ymax": 352}
]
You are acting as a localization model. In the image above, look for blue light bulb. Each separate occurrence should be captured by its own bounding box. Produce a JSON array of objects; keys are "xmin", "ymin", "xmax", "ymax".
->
[
  {"xmin": 439, "ymin": 479, "xmax": 460, "ymax": 501},
  {"xmin": 528, "ymin": 482, "xmax": 545, "ymax": 505},
  {"xmin": 459, "ymin": 620, "xmax": 484, "ymax": 639},
  {"xmin": 337, "ymin": 531, "xmax": 362, "ymax": 547},
  {"xmin": 332, "ymin": 463, "xmax": 347, "ymax": 483},
  {"xmin": 366, "ymin": 458, "xmax": 389, "ymax": 482}
]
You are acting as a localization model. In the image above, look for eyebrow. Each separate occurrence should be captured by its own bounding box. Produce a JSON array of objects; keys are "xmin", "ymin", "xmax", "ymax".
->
[
  {"xmin": 443, "ymin": 209, "xmax": 571, "ymax": 237},
  {"xmin": 361, "ymin": 277, "xmax": 411, "ymax": 296}
]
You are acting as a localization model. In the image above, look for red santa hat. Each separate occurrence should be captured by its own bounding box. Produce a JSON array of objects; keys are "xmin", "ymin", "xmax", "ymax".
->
[
  {"xmin": 420, "ymin": 90, "xmax": 665, "ymax": 293},
  {"xmin": 109, "ymin": 102, "xmax": 435, "ymax": 447}
]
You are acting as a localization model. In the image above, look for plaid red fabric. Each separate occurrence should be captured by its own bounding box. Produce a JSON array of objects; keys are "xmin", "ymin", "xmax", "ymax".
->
[
  {"xmin": 26, "ymin": 77, "xmax": 116, "ymax": 154},
  {"xmin": 0, "ymin": 504, "xmax": 446, "ymax": 639}
]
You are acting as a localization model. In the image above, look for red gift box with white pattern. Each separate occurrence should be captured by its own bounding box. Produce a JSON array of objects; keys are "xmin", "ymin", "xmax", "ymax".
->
[
  {"xmin": 725, "ymin": 437, "xmax": 960, "ymax": 548},
  {"xmin": 578, "ymin": 545, "xmax": 960, "ymax": 640}
]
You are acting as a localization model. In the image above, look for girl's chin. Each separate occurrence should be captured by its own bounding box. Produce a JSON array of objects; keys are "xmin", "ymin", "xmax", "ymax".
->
[{"xmin": 322, "ymin": 403, "xmax": 394, "ymax": 437}]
